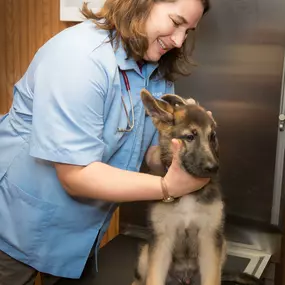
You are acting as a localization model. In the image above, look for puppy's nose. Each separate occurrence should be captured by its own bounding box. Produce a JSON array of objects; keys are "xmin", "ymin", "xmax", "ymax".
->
[{"xmin": 204, "ymin": 162, "xmax": 219, "ymax": 173}]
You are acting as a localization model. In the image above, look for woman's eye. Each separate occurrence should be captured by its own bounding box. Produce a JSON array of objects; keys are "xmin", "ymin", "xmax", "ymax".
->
[{"xmin": 172, "ymin": 19, "xmax": 180, "ymax": 27}]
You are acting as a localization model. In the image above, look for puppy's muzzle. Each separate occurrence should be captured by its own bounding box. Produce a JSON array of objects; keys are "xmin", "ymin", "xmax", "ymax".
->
[{"xmin": 203, "ymin": 161, "xmax": 219, "ymax": 174}]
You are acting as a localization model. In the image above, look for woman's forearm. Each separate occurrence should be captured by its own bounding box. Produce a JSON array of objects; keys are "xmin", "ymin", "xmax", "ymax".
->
[
  {"xmin": 55, "ymin": 142, "xmax": 210, "ymax": 202},
  {"xmin": 55, "ymin": 162, "xmax": 164, "ymax": 202}
]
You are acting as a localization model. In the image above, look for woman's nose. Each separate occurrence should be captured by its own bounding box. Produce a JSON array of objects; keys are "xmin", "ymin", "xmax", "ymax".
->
[{"xmin": 170, "ymin": 31, "xmax": 186, "ymax": 48}]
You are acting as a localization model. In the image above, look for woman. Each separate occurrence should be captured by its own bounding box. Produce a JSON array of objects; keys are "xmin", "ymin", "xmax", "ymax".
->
[{"xmin": 0, "ymin": 0, "xmax": 210, "ymax": 284}]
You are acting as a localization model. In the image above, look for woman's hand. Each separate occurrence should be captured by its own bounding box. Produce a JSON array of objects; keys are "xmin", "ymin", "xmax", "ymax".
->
[{"xmin": 163, "ymin": 139, "xmax": 210, "ymax": 198}]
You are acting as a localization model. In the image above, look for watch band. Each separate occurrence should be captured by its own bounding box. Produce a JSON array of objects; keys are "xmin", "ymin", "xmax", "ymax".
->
[{"xmin": 160, "ymin": 177, "xmax": 175, "ymax": 203}]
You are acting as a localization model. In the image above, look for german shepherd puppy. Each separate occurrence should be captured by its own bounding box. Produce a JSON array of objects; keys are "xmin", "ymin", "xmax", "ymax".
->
[
  {"xmin": 131, "ymin": 89, "xmax": 225, "ymax": 285},
  {"xmin": 131, "ymin": 89, "xmax": 262, "ymax": 285}
]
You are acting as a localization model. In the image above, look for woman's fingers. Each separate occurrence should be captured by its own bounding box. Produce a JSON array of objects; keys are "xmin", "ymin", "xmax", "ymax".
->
[{"xmin": 171, "ymin": 139, "xmax": 182, "ymax": 164}]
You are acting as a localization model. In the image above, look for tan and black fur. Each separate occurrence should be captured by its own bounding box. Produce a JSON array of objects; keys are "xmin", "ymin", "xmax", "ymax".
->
[
  {"xmin": 131, "ymin": 89, "xmax": 262, "ymax": 285},
  {"xmin": 132, "ymin": 89, "xmax": 225, "ymax": 285}
]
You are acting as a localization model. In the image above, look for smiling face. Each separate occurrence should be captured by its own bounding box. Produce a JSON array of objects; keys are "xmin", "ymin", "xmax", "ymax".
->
[{"xmin": 144, "ymin": 0, "xmax": 204, "ymax": 62}]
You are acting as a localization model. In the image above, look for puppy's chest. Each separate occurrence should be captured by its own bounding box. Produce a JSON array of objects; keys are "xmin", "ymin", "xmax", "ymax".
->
[{"xmin": 151, "ymin": 195, "xmax": 223, "ymax": 233}]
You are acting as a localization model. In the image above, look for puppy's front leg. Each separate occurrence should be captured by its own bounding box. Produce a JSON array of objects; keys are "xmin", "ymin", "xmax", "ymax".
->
[
  {"xmin": 198, "ymin": 230, "xmax": 223, "ymax": 285},
  {"xmin": 146, "ymin": 235, "xmax": 174, "ymax": 285}
]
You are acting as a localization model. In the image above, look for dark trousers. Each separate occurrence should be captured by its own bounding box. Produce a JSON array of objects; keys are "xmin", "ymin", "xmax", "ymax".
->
[
  {"xmin": 0, "ymin": 250, "xmax": 60, "ymax": 285},
  {"xmin": 0, "ymin": 249, "xmax": 97, "ymax": 285}
]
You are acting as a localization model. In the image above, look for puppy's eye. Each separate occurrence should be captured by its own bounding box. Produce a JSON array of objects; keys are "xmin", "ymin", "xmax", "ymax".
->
[{"xmin": 186, "ymin": 134, "xmax": 195, "ymax": 142}]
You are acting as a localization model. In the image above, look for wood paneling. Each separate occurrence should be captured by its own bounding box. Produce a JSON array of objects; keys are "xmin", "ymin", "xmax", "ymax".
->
[
  {"xmin": 100, "ymin": 209, "xmax": 120, "ymax": 248},
  {"xmin": 0, "ymin": 0, "xmax": 119, "ymax": 248},
  {"xmin": 0, "ymin": 0, "xmax": 73, "ymax": 113}
]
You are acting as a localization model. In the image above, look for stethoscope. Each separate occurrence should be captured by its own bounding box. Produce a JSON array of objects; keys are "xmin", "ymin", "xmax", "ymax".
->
[{"xmin": 117, "ymin": 68, "xmax": 135, "ymax": 133}]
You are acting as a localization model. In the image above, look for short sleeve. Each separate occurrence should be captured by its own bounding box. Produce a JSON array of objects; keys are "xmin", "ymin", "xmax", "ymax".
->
[
  {"xmin": 149, "ymin": 80, "xmax": 175, "ymax": 147},
  {"xmin": 29, "ymin": 50, "xmax": 109, "ymax": 166}
]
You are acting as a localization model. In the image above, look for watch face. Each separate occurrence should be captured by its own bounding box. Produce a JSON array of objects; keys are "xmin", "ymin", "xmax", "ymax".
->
[{"xmin": 163, "ymin": 196, "xmax": 175, "ymax": 203}]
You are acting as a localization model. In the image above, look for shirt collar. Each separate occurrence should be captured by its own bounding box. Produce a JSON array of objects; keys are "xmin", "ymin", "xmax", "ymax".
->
[
  {"xmin": 114, "ymin": 39, "xmax": 138, "ymax": 71},
  {"xmin": 113, "ymin": 37, "xmax": 159, "ymax": 78}
]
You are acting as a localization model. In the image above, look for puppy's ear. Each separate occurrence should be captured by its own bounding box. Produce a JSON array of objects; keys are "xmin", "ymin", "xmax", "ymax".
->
[
  {"xmin": 161, "ymin": 94, "xmax": 197, "ymax": 107},
  {"xmin": 140, "ymin": 89, "xmax": 174, "ymax": 127},
  {"xmin": 207, "ymin": 111, "xmax": 217, "ymax": 127}
]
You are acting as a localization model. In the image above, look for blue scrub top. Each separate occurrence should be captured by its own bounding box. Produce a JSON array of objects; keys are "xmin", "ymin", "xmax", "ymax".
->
[{"xmin": 0, "ymin": 20, "xmax": 174, "ymax": 278}]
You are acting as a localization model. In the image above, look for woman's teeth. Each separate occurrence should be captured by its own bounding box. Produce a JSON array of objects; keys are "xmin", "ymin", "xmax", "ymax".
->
[{"xmin": 158, "ymin": 38, "xmax": 166, "ymax": 50}]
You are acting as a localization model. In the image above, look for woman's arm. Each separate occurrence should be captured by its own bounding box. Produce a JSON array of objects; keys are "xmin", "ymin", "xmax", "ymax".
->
[
  {"xmin": 55, "ymin": 161, "xmax": 163, "ymax": 202},
  {"xmin": 55, "ymin": 139, "xmax": 210, "ymax": 202}
]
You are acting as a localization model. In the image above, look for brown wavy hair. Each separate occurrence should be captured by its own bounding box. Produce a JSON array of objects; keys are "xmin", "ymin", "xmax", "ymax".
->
[{"xmin": 81, "ymin": 0, "xmax": 210, "ymax": 82}]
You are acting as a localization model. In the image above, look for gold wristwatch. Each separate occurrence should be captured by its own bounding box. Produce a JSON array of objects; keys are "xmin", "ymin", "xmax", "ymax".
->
[{"xmin": 161, "ymin": 177, "xmax": 175, "ymax": 203}]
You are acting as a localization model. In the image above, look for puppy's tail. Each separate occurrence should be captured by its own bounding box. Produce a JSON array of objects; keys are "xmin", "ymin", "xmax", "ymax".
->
[{"xmin": 221, "ymin": 272, "xmax": 264, "ymax": 285}]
